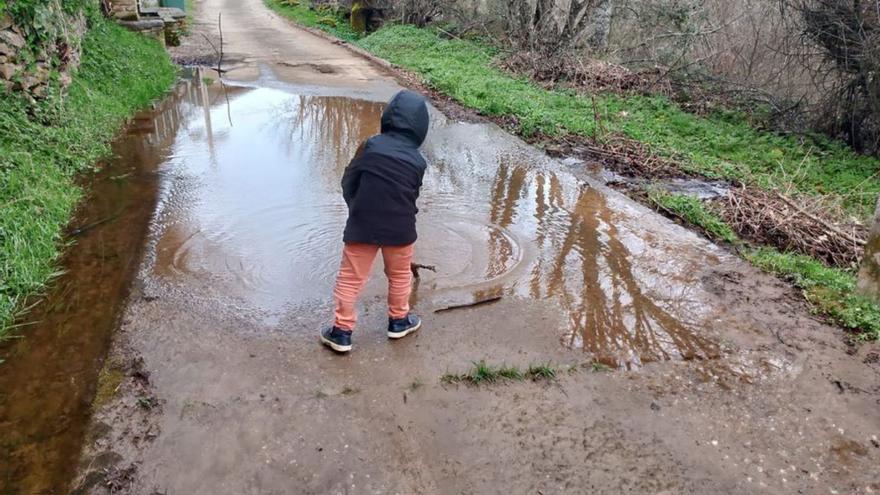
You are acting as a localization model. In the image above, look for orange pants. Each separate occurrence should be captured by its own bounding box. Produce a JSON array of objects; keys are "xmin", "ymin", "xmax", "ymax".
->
[{"xmin": 333, "ymin": 242, "xmax": 414, "ymax": 331}]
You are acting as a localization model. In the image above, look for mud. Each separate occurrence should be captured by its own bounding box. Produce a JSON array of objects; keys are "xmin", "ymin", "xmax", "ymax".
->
[{"xmin": 3, "ymin": 0, "xmax": 880, "ymax": 493}]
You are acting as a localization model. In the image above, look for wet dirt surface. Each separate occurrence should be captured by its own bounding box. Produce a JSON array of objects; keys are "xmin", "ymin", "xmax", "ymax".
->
[{"xmin": 4, "ymin": 0, "xmax": 880, "ymax": 493}]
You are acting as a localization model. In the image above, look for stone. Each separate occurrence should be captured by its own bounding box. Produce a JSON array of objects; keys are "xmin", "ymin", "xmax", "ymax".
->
[
  {"xmin": 0, "ymin": 4, "xmax": 86, "ymax": 99},
  {"xmin": 0, "ymin": 42, "xmax": 14, "ymax": 58},
  {"xmin": 31, "ymin": 84, "xmax": 47, "ymax": 99},
  {"xmin": 118, "ymin": 19, "xmax": 167, "ymax": 31},
  {"xmin": 0, "ymin": 14, "xmax": 13, "ymax": 31},
  {"xmin": 0, "ymin": 63, "xmax": 17, "ymax": 80},
  {"xmin": 111, "ymin": 0, "xmax": 140, "ymax": 20},
  {"xmin": 22, "ymin": 74, "xmax": 42, "ymax": 89},
  {"xmin": 0, "ymin": 30, "xmax": 25, "ymax": 50},
  {"xmin": 158, "ymin": 7, "xmax": 187, "ymax": 20}
]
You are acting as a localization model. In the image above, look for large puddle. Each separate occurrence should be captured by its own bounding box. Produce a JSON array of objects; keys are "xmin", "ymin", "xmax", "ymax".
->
[
  {"xmin": 146, "ymin": 75, "xmax": 723, "ymax": 366},
  {"xmin": 1, "ymin": 70, "xmax": 727, "ymax": 493}
]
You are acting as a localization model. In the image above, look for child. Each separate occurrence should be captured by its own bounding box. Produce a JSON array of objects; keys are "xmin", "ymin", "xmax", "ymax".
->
[{"xmin": 321, "ymin": 90, "xmax": 430, "ymax": 353}]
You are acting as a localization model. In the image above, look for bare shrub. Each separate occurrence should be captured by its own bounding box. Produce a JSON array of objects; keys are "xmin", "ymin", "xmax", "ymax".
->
[
  {"xmin": 501, "ymin": 51, "xmax": 670, "ymax": 95},
  {"xmin": 790, "ymin": 0, "xmax": 880, "ymax": 154},
  {"xmin": 392, "ymin": 0, "xmax": 442, "ymax": 27},
  {"xmin": 503, "ymin": 0, "xmax": 602, "ymax": 54}
]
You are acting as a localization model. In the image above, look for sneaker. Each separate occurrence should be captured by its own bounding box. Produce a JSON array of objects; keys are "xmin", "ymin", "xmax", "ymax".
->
[
  {"xmin": 387, "ymin": 314, "xmax": 422, "ymax": 339},
  {"xmin": 321, "ymin": 326, "xmax": 353, "ymax": 353}
]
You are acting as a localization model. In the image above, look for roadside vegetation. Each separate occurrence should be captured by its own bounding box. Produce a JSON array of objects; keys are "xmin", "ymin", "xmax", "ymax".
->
[
  {"xmin": 441, "ymin": 359, "xmax": 614, "ymax": 385},
  {"xmin": 650, "ymin": 191, "xmax": 880, "ymax": 340},
  {"xmin": 265, "ymin": 2, "xmax": 880, "ymax": 340},
  {"xmin": 440, "ymin": 361, "xmax": 557, "ymax": 385},
  {"xmin": 265, "ymin": 0, "xmax": 361, "ymax": 42},
  {"xmin": 0, "ymin": 19, "xmax": 176, "ymax": 336},
  {"xmin": 647, "ymin": 191, "xmax": 739, "ymax": 244},
  {"xmin": 745, "ymin": 249, "xmax": 880, "ymax": 340}
]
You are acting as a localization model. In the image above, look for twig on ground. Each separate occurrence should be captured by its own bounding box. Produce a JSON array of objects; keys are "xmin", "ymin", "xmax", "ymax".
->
[
  {"xmin": 434, "ymin": 295, "xmax": 503, "ymax": 313},
  {"xmin": 410, "ymin": 263, "xmax": 437, "ymax": 278}
]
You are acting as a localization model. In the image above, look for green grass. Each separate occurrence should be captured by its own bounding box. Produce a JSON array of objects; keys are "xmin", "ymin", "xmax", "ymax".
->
[
  {"xmin": 441, "ymin": 360, "xmax": 560, "ymax": 385},
  {"xmin": 526, "ymin": 363, "xmax": 557, "ymax": 380},
  {"xmin": 589, "ymin": 361, "xmax": 612, "ymax": 372},
  {"xmin": 0, "ymin": 20, "xmax": 176, "ymax": 336},
  {"xmin": 746, "ymin": 248, "xmax": 880, "ymax": 340},
  {"xmin": 264, "ymin": 0, "xmax": 361, "ymax": 42},
  {"xmin": 647, "ymin": 191, "xmax": 739, "ymax": 243},
  {"xmin": 351, "ymin": 25, "xmax": 880, "ymax": 218}
]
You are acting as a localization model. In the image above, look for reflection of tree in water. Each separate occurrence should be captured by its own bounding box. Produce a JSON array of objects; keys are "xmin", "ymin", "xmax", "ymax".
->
[
  {"xmin": 487, "ymin": 160, "xmax": 717, "ymax": 367},
  {"xmin": 487, "ymin": 161, "xmax": 528, "ymax": 278},
  {"xmin": 281, "ymin": 95, "xmax": 383, "ymax": 177}
]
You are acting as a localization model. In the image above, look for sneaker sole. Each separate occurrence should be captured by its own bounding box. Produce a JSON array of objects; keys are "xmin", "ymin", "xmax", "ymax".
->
[
  {"xmin": 320, "ymin": 335, "xmax": 352, "ymax": 353},
  {"xmin": 387, "ymin": 320, "xmax": 422, "ymax": 339}
]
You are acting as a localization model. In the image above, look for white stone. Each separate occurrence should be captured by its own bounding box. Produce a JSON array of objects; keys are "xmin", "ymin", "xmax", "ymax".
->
[{"xmin": 0, "ymin": 30, "xmax": 25, "ymax": 49}]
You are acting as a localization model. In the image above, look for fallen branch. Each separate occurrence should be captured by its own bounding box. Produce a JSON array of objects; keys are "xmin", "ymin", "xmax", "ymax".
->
[
  {"xmin": 70, "ymin": 214, "xmax": 121, "ymax": 236},
  {"xmin": 772, "ymin": 190, "xmax": 865, "ymax": 247},
  {"xmin": 434, "ymin": 295, "xmax": 502, "ymax": 313},
  {"xmin": 721, "ymin": 185, "xmax": 868, "ymax": 266}
]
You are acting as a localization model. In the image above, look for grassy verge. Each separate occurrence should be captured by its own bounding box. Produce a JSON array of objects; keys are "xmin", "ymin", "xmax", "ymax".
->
[
  {"xmin": 264, "ymin": 0, "xmax": 360, "ymax": 42},
  {"xmin": 745, "ymin": 249, "xmax": 880, "ymax": 340},
  {"xmin": 647, "ymin": 191, "xmax": 739, "ymax": 244},
  {"xmin": 263, "ymin": 5, "xmax": 880, "ymax": 339},
  {"xmin": 0, "ymin": 20, "xmax": 177, "ymax": 336},
  {"xmin": 646, "ymin": 192, "xmax": 880, "ymax": 339}
]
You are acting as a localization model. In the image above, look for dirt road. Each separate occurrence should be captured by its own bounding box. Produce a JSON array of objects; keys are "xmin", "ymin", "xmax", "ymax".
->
[{"xmin": 6, "ymin": 0, "xmax": 879, "ymax": 493}]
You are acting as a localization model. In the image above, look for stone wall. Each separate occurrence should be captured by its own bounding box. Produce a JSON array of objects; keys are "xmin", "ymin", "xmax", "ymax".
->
[
  {"xmin": 109, "ymin": 0, "xmax": 140, "ymax": 20},
  {"xmin": 0, "ymin": 2, "xmax": 88, "ymax": 99}
]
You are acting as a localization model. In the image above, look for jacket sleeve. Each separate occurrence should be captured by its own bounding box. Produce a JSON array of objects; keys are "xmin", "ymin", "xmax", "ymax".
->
[
  {"xmin": 341, "ymin": 142, "xmax": 368, "ymax": 205},
  {"xmin": 414, "ymin": 156, "xmax": 427, "ymax": 201}
]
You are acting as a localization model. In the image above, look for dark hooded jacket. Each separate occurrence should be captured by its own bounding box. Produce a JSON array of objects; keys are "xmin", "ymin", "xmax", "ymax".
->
[{"xmin": 341, "ymin": 90, "xmax": 429, "ymax": 246}]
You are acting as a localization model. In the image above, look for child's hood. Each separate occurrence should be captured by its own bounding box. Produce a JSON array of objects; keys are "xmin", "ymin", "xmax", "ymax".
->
[{"xmin": 380, "ymin": 90, "xmax": 429, "ymax": 147}]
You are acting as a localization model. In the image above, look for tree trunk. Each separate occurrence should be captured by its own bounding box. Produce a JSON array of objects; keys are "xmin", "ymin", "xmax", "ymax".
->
[
  {"xmin": 589, "ymin": 0, "xmax": 613, "ymax": 50},
  {"xmin": 857, "ymin": 194, "xmax": 880, "ymax": 302}
]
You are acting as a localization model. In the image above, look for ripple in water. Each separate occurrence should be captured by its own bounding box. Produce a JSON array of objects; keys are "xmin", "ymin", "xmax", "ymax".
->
[{"xmin": 150, "ymin": 87, "xmax": 524, "ymax": 313}]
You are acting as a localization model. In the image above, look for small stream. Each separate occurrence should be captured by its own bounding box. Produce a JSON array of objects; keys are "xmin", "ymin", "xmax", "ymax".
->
[{"xmin": 0, "ymin": 76, "xmax": 196, "ymax": 494}]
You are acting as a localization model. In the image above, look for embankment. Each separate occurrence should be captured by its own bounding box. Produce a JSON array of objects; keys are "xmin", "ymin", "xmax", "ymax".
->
[{"xmin": 0, "ymin": 14, "xmax": 176, "ymax": 335}]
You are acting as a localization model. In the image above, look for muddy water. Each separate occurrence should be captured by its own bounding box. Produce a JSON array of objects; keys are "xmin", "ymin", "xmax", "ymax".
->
[
  {"xmin": 0, "ymin": 76, "xmax": 202, "ymax": 494},
  {"xmin": 146, "ymin": 75, "xmax": 722, "ymax": 367}
]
